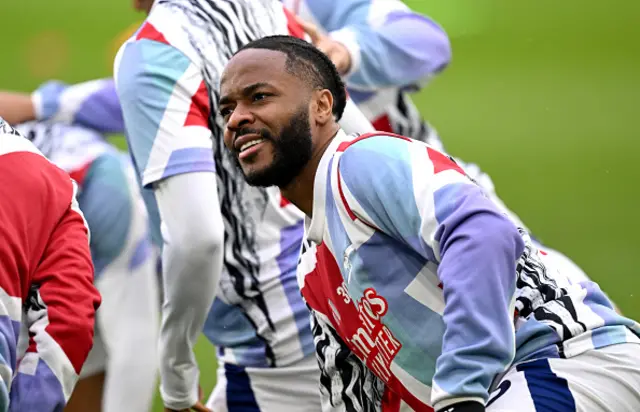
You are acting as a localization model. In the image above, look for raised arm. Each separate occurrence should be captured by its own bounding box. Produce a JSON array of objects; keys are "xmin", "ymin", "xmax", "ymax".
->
[{"xmin": 293, "ymin": 0, "xmax": 451, "ymax": 89}]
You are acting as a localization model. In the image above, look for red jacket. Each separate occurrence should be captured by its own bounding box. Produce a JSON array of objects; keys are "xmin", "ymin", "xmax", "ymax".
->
[{"xmin": 0, "ymin": 121, "xmax": 101, "ymax": 411}]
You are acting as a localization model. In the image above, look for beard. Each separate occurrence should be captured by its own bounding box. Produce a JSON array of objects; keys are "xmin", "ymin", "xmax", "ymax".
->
[{"xmin": 233, "ymin": 106, "xmax": 313, "ymax": 188}]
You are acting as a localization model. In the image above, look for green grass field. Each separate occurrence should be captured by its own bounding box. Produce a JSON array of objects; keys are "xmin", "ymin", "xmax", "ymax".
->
[{"xmin": 1, "ymin": 0, "xmax": 638, "ymax": 410}]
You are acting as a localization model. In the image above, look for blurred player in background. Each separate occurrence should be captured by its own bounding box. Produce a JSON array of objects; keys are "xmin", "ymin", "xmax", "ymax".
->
[
  {"xmin": 17, "ymin": 122, "xmax": 159, "ymax": 412},
  {"xmin": 0, "ymin": 95, "xmax": 160, "ymax": 412},
  {"xmin": 219, "ymin": 35, "xmax": 640, "ymax": 412},
  {"xmin": 113, "ymin": 0, "xmax": 372, "ymax": 411},
  {"xmin": 0, "ymin": 118, "xmax": 101, "ymax": 411},
  {"xmin": 285, "ymin": 0, "xmax": 599, "ymax": 289}
]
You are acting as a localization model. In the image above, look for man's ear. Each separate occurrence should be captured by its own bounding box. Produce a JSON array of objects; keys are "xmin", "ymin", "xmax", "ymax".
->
[{"xmin": 312, "ymin": 89, "xmax": 334, "ymax": 125}]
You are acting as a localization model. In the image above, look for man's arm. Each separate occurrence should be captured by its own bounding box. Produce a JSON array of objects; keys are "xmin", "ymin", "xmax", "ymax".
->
[
  {"xmin": 32, "ymin": 79, "xmax": 125, "ymax": 134},
  {"xmin": 0, "ymin": 92, "xmax": 37, "ymax": 125},
  {"xmin": 450, "ymin": 157, "xmax": 619, "ymax": 313},
  {"xmin": 294, "ymin": 0, "xmax": 451, "ymax": 89},
  {"xmin": 2, "ymin": 145, "xmax": 100, "ymax": 410},
  {"xmin": 338, "ymin": 135, "xmax": 524, "ymax": 411},
  {"xmin": 115, "ymin": 33, "xmax": 222, "ymax": 410},
  {"xmin": 154, "ymin": 173, "xmax": 223, "ymax": 410},
  {"xmin": 0, "ymin": 79, "xmax": 124, "ymax": 134}
]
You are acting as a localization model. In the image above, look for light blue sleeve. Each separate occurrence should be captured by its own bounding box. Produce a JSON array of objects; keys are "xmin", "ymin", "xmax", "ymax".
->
[
  {"xmin": 115, "ymin": 38, "xmax": 215, "ymax": 189},
  {"xmin": 33, "ymin": 78, "xmax": 125, "ymax": 134},
  {"xmin": 302, "ymin": 0, "xmax": 451, "ymax": 89},
  {"xmin": 76, "ymin": 152, "xmax": 134, "ymax": 278},
  {"xmin": 338, "ymin": 135, "xmax": 523, "ymax": 409}
]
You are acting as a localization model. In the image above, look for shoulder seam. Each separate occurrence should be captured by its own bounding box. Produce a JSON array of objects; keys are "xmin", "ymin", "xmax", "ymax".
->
[{"xmin": 336, "ymin": 131, "xmax": 411, "ymax": 153}]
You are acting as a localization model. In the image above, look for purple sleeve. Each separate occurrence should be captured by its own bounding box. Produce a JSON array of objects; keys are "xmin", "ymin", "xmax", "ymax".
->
[
  {"xmin": 304, "ymin": 0, "xmax": 451, "ymax": 89},
  {"xmin": 33, "ymin": 78, "xmax": 125, "ymax": 134},
  {"xmin": 346, "ymin": 9, "xmax": 452, "ymax": 87},
  {"xmin": 336, "ymin": 136, "xmax": 524, "ymax": 407},
  {"xmin": 73, "ymin": 79, "xmax": 124, "ymax": 134},
  {"xmin": 431, "ymin": 183, "xmax": 524, "ymax": 407}
]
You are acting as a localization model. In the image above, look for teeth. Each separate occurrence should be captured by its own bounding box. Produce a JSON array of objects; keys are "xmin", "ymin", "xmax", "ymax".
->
[{"xmin": 240, "ymin": 138, "xmax": 265, "ymax": 152}]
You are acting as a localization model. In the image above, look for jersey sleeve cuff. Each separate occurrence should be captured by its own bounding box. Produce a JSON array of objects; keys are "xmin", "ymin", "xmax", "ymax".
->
[
  {"xmin": 141, "ymin": 161, "xmax": 216, "ymax": 189},
  {"xmin": 160, "ymin": 387, "xmax": 199, "ymax": 411},
  {"xmin": 140, "ymin": 145, "xmax": 216, "ymax": 188},
  {"xmin": 434, "ymin": 397, "xmax": 485, "ymax": 412},
  {"xmin": 31, "ymin": 92, "xmax": 44, "ymax": 120}
]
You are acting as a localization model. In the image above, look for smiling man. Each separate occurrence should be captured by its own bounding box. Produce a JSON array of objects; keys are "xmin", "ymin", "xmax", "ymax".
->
[
  {"xmin": 114, "ymin": 2, "xmax": 335, "ymax": 411},
  {"xmin": 218, "ymin": 35, "xmax": 640, "ymax": 412}
]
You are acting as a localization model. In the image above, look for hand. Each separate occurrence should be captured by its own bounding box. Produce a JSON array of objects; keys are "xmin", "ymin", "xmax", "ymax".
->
[
  {"xmin": 163, "ymin": 402, "xmax": 210, "ymax": 412},
  {"xmin": 294, "ymin": 15, "xmax": 352, "ymax": 75},
  {"xmin": 164, "ymin": 386, "xmax": 211, "ymax": 412}
]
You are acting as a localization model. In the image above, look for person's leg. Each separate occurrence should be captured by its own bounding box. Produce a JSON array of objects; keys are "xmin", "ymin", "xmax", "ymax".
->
[
  {"xmin": 99, "ymin": 154, "xmax": 159, "ymax": 412},
  {"xmin": 65, "ymin": 324, "xmax": 107, "ymax": 412},
  {"xmin": 206, "ymin": 364, "xmax": 231, "ymax": 412},
  {"xmin": 207, "ymin": 355, "xmax": 321, "ymax": 412},
  {"xmin": 487, "ymin": 343, "xmax": 640, "ymax": 412},
  {"xmin": 65, "ymin": 152, "xmax": 159, "ymax": 412},
  {"xmin": 98, "ymin": 257, "xmax": 159, "ymax": 412},
  {"xmin": 65, "ymin": 373, "xmax": 105, "ymax": 412}
]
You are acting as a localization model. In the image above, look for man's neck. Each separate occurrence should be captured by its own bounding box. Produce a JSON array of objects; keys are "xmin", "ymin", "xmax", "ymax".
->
[{"xmin": 281, "ymin": 126, "xmax": 340, "ymax": 217}]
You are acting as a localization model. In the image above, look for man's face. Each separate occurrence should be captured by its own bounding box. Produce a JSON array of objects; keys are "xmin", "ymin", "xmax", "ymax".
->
[{"xmin": 219, "ymin": 48, "xmax": 314, "ymax": 188}]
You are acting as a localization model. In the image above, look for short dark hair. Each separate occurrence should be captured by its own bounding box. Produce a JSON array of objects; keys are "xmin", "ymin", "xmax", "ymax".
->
[{"xmin": 235, "ymin": 35, "xmax": 347, "ymax": 121}]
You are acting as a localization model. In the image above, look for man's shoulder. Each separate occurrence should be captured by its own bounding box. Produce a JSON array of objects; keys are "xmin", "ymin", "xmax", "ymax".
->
[
  {"xmin": 114, "ymin": 19, "xmax": 199, "ymax": 100},
  {"xmin": 0, "ymin": 132, "xmax": 72, "ymax": 217},
  {"xmin": 117, "ymin": 6, "xmax": 203, "ymax": 70},
  {"xmin": 337, "ymin": 131, "xmax": 413, "ymax": 153},
  {"xmin": 0, "ymin": 120, "xmax": 44, "ymax": 158},
  {"xmin": 335, "ymin": 132, "xmax": 416, "ymax": 183}
]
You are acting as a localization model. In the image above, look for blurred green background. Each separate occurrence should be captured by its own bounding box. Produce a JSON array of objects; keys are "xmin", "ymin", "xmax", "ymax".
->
[{"xmin": 1, "ymin": 0, "xmax": 638, "ymax": 410}]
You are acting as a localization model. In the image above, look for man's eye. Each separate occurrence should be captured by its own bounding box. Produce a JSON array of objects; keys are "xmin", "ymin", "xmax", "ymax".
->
[
  {"xmin": 219, "ymin": 107, "xmax": 232, "ymax": 118},
  {"xmin": 253, "ymin": 93, "xmax": 270, "ymax": 101}
]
